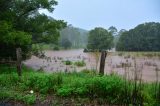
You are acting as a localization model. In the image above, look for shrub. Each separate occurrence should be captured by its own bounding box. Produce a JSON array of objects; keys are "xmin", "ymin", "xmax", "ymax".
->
[
  {"xmin": 21, "ymin": 73, "xmax": 63, "ymax": 94},
  {"xmin": 74, "ymin": 60, "xmax": 86, "ymax": 67},
  {"xmin": 22, "ymin": 94, "xmax": 36, "ymax": 105},
  {"xmin": 0, "ymin": 73, "xmax": 19, "ymax": 87},
  {"xmin": 64, "ymin": 60, "xmax": 72, "ymax": 65},
  {"xmin": 57, "ymin": 85, "xmax": 73, "ymax": 96}
]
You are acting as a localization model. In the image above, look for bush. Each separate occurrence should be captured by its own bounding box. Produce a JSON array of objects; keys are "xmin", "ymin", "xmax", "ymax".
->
[
  {"xmin": 74, "ymin": 60, "xmax": 86, "ymax": 67},
  {"xmin": 63, "ymin": 60, "xmax": 72, "ymax": 65},
  {"xmin": 22, "ymin": 94, "xmax": 36, "ymax": 105},
  {"xmin": 32, "ymin": 44, "xmax": 45, "ymax": 58},
  {"xmin": 0, "ymin": 73, "xmax": 19, "ymax": 87},
  {"xmin": 21, "ymin": 73, "xmax": 63, "ymax": 94}
]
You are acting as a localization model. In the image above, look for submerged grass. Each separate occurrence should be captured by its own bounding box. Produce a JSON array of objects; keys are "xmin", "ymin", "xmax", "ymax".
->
[
  {"xmin": 74, "ymin": 60, "xmax": 86, "ymax": 67},
  {"xmin": 115, "ymin": 51, "xmax": 160, "ymax": 57},
  {"xmin": 0, "ymin": 65, "xmax": 159, "ymax": 105}
]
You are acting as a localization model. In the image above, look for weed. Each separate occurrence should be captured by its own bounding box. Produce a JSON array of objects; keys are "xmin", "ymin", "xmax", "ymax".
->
[
  {"xmin": 74, "ymin": 60, "xmax": 86, "ymax": 67},
  {"xmin": 63, "ymin": 60, "xmax": 72, "ymax": 65},
  {"xmin": 81, "ymin": 69, "xmax": 97, "ymax": 75}
]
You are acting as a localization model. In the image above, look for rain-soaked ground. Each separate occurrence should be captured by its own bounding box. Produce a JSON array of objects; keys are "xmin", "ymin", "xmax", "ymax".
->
[{"xmin": 23, "ymin": 49, "xmax": 160, "ymax": 82}]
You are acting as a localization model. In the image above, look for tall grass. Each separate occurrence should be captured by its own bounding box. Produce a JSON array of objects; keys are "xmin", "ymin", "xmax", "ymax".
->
[
  {"xmin": 74, "ymin": 60, "xmax": 86, "ymax": 67},
  {"xmin": 116, "ymin": 51, "xmax": 160, "ymax": 58},
  {"xmin": 0, "ymin": 65, "xmax": 159, "ymax": 105},
  {"xmin": 119, "ymin": 56, "xmax": 160, "ymax": 105}
]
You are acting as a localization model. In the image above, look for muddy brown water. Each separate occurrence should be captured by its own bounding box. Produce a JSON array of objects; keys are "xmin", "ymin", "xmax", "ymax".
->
[{"xmin": 23, "ymin": 49, "xmax": 160, "ymax": 82}]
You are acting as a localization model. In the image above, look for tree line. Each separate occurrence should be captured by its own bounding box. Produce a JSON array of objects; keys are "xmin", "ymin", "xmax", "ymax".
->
[
  {"xmin": 116, "ymin": 22, "xmax": 160, "ymax": 51},
  {"xmin": 86, "ymin": 22, "xmax": 160, "ymax": 52},
  {"xmin": 0, "ymin": 0, "xmax": 159, "ymax": 61}
]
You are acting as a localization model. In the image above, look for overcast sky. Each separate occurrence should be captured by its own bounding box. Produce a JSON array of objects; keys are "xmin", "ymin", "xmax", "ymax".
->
[{"xmin": 40, "ymin": 0, "xmax": 160, "ymax": 31}]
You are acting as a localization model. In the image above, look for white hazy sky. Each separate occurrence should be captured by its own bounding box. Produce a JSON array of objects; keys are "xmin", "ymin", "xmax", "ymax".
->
[{"xmin": 40, "ymin": 0, "xmax": 160, "ymax": 31}]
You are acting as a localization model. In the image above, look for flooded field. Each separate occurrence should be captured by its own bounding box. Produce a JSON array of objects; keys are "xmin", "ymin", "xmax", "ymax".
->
[{"xmin": 24, "ymin": 49, "xmax": 160, "ymax": 82}]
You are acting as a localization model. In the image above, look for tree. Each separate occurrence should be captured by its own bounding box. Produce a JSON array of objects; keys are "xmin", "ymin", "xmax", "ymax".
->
[
  {"xmin": 108, "ymin": 26, "xmax": 118, "ymax": 36},
  {"xmin": 108, "ymin": 26, "xmax": 118, "ymax": 48},
  {"xmin": 118, "ymin": 29, "xmax": 127, "ymax": 35},
  {"xmin": 60, "ymin": 25, "xmax": 88, "ymax": 48},
  {"xmin": 61, "ymin": 38, "xmax": 72, "ymax": 49},
  {"xmin": 0, "ymin": 0, "xmax": 66, "ymax": 59},
  {"xmin": 0, "ymin": 20, "xmax": 31, "ymax": 59},
  {"xmin": 116, "ymin": 22, "xmax": 160, "ymax": 51},
  {"xmin": 26, "ymin": 14, "xmax": 66, "ymax": 44},
  {"xmin": 113, "ymin": 29, "xmax": 127, "ymax": 49},
  {"xmin": 87, "ymin": 27, "xmax": 113, "ymax": 51}
]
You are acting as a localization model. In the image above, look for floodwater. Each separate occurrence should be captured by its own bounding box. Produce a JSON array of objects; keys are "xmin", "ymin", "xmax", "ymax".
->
[{"xmin": 24, "ymin": 49, "xmax": 160, "ymax": 82}]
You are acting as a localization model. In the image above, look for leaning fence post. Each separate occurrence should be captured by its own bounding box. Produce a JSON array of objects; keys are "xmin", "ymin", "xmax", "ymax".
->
[
  {"xmin": 99, "ymin": 50, "xmax": 107, "ymax": 75},
  {"xmin": 16, "ymin": 48, "xmax": 22, "ymax": 76}
]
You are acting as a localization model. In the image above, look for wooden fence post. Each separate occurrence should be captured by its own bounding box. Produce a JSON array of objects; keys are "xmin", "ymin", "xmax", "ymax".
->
[
  {"xmin": 16, "ymin": 48, "xmax": 22, "ymax": 76},
  {"xmin": 99, "ymin": 51, "xmax": 107, "ymax": 75}
]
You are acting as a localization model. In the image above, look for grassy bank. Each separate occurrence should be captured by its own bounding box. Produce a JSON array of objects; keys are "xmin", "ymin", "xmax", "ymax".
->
[{"xmin": 0, "ymin": 65, "xmax": 159, "ymax": 105}]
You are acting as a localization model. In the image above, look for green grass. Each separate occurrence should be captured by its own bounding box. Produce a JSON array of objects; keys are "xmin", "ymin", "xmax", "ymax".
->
[{"xmin": 0, "ymin": 65, "xmax": 159, "ymax": 105}]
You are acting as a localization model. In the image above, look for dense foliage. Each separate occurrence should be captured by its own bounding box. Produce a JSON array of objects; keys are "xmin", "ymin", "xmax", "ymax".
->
[
  {"xmin": 0, "ymin": 66, "xmax": 159, "ymax": 105},
  {"xmin": 0, "ymin": 21, "xmax": 32, "ymax": 59},
  {"xmin": 116, "ymin": 22, "xmax": 160, "ymax": 51},
  {"xmin": 87, "ymin": 27, "xmax": 113, "ymax": 51},
  {"xmin": 0, "ymin": 0, "xmax": 66, "ymax": 59}
]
